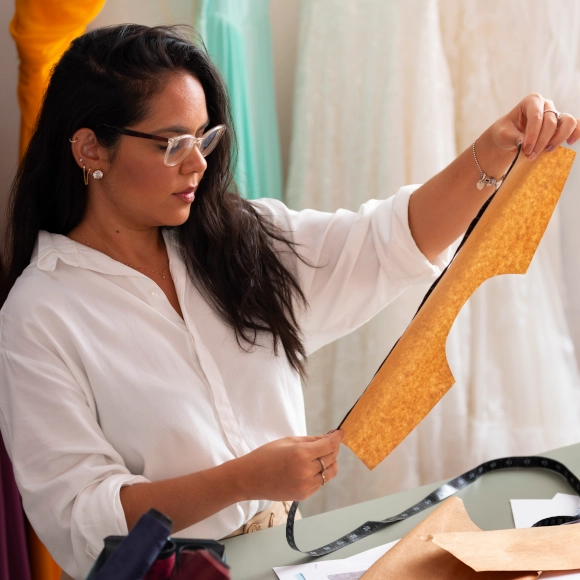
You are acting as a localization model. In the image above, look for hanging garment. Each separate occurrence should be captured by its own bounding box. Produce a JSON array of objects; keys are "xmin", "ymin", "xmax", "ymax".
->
[
  {"xmin": 0, "ymin": 258, "xmax": 30, "ymax": 580},
  {"xmin": 197, "ymin": 0, "xmax": 283, "ymax": 200},
  {"xmin": 0, "ymin": 434, "xmax": 31, "ymax": 580},
  {"xmin": 438, "ymin": 0, "xmax": 580, "ymax": 465},
  {"xmin": 9, "ymin": 0, "xmax": 106, "ymax": 158},
  {"xmin": 287, "ymin": 0, "xmax": 464, "ymax": 515},
  {"xmin": 287, "ymin": 0, "xmax": 580, "ymax": 517},
  {"xmin": 9, "ymin": 2, "xmax": 106, "ymax": 578}
]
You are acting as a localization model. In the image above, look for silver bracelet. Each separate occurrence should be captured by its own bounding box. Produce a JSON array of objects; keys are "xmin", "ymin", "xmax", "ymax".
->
[{"xmin": 472, "ymin": 140, "xmax": 506, "ymax": 191}]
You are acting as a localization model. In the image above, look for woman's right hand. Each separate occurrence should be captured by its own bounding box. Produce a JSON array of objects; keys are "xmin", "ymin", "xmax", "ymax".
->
[{"xmin": 236, "ymin": 430, "xmax": 344, "ymax": 501}]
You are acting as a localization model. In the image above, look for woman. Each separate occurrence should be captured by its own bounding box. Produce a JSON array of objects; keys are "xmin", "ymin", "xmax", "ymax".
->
[{"xmin": 0, "ymin": 24, "xmax": 578, "ymax": 579}]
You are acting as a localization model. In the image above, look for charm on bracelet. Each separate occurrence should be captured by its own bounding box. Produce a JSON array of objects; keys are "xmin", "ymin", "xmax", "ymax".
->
[{"xmin": 472, "ymin": 140, "xmax": 506, "ymax": 191}]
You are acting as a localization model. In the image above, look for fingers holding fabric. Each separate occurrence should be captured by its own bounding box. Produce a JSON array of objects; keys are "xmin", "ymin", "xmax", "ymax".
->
[
  {"xmin": 236, "ymin": 430, "xmax": 344, "ymax": 502},
  {"xmin": 313, "ymin": 441, "xmax": 341, "ymax": 469},
  {"xmin": 310, "ymin": 448, "xmax": 339, "ymax": 476},
  {"xmin": 516, "ymin": 95, "xmax": 577, "ymax": 158},
  {"xmin": 567, "ymin": 118, "xmax": 580, "ymax": 146},
  {"xmin": 527, "ymin": 100, "xmax": 559, "ymax": 159},
  {"xmin": 314, "ymin": 455, "xmax": 339, "ymax": 488},
  {"xmin": 300, "ymin": 432, "xmax": 341, "ymax": 491},
  {"xmin": 544, "ymin": 113, "xmax": 578, "ymax": 151},
  {"xmin": 517, "ymin": 93, "xmax": 546, "ymax": 156}
]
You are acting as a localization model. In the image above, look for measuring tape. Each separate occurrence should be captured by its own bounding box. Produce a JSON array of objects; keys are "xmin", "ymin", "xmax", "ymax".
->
[{"xmin": 285, "ymin": 455, "xmax": 580, "ymax": 556}]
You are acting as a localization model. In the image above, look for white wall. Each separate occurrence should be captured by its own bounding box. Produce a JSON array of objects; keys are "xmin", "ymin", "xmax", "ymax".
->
[{"xmin": 0, "ymin": 2, "xmax": 20, "ymax": 249}]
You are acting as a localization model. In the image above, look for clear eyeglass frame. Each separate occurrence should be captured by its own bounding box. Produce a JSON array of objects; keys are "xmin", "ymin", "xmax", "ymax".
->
[{"xmin": 101, "ymin": 124, "xmax": 227, "ymax": 167}]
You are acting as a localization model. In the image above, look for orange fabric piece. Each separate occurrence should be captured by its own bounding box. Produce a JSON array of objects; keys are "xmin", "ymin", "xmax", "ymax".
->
[
  {"xmin": 9, "ymin": 0, "xmax": 106, "ymax": 159},
  {"xmin": 342, "ymin": 147, "xmax": 576, "ymax": 469},
  {"xmin": 27, "ymin": 524, "xmax": 61, "ymax": 580}
]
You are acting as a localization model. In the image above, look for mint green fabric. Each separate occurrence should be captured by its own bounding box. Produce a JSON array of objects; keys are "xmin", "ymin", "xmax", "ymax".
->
[{"xmin": 197, "ymin": 0, "xmax": 282, "ymax": 200}]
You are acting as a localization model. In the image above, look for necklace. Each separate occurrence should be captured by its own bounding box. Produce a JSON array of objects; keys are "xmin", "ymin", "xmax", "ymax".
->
[{"xmin": 76, "ymin": 232, "xmax": 169, "ymax": 280}]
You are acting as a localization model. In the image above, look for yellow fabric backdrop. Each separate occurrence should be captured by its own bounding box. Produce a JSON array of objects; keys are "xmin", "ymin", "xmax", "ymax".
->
[
  {"xmin": 10, "ymin": 0, "xmax": 106, "ymax": 159},
  {"xmin": 9, "ymin": 3, "xmax": 105, "ymax": 577}
]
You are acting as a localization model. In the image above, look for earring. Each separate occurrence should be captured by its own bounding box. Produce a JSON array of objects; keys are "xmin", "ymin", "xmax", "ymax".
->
[
  {"xmin": 83, "ymin": 166, "xmax": 92, "ymax": 186},
  {"xmin": 69, "ymin": 138, "xmax": 78, "ymax": 143},
  {"xmin": 93, "ymin": 170, "xmax": 103, "ymax": 179}
]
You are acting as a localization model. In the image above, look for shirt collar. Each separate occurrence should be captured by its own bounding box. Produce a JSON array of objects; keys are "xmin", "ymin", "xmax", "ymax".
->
[{"xmin": 34, "ymin": 230, "xmax": 180, "ymax": 276}]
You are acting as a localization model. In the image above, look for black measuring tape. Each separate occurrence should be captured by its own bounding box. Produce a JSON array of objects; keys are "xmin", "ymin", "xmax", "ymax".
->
[{"xmin": 285, "ymin": 455, "xmax": 580, "ymax": 556}]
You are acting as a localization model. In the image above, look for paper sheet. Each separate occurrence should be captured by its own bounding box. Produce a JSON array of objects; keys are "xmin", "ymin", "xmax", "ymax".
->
[
  {"xmin": 509, "ymin": 494, "xmax": 580, "ymax": 578},
  {"xmin": 341, "ymin": 147, "xmax": 576, "ymax": 469},
  {"xmin": 273, "ymin": 540, "xmax": 399, "ymax": 580},
  {"xmin": 343, "ymin": 541, "xmax": 399, "ymax": 563},
  {"xmin": 511, "ymin": 493, "xmax": 580, "ymax": 529},
  {"xmin": 307, "ymin": 561, "xmax": 376, "ymax": 580},
  {"xmin": 360, "ymin": 497, "xmax": 536, "ymax": 579},
  {"xmin": 431, "ymin": 524, "xmax": 580, "ymax": 572},
  {"xmin": 277, "ymin": 492, "xmax": 580, "ymax": 580}
]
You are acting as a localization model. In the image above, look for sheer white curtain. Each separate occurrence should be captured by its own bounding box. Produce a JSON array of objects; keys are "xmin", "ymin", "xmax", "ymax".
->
[
  {"xmin": 287, "ymin": 0, "xmax": 467, "ymax": 515},
  {"xmin": 440, "ymin": 0, "xmax": 580, "ymax": 375},
  {"xmin": 439, "ymin": 0, "xmax": 580, "ymax": 463},
  {"xmin": 287, "ymin": 0, "xmax": 580, "ymax": 517}
]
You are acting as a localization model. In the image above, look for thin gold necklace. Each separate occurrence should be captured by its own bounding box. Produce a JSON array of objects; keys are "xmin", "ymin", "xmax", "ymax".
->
[{"xmin": 76, "ymin": 232, "xmax": 169, "ymax": 280}]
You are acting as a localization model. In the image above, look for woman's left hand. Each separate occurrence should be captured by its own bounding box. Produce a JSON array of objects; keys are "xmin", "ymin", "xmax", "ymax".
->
[
  {"xmin": 488, "ymin": 93, "xmax": 580, "ymax": 161},
  {"xmin": 410, "ymin": 93, "xmax": 580, "ymax": 262}
]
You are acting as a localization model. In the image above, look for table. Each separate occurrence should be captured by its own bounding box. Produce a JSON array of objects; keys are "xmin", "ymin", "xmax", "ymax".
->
[{"xmin": 221, "ymin": 442, "xmax": 580, "ymax": 580}]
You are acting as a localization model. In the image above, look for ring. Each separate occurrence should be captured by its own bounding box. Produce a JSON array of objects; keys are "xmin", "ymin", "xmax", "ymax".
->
[
  {"xmin": 317, "ymin": 457, "xmax": 327, "ymax": 474},
  {"xmin": 69, "ymin": 138, "xmax": 78, "ymax": 143},
  {"xmin": 544, "ymin": 109, "xmax": 560, "ymax": 120},
  {"xmin": 320, "ymin": 471, "xmax": 326, "ymax": 486}
]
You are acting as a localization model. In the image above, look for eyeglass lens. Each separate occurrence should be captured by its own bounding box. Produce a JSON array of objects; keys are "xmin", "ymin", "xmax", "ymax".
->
[{"xmin": 165, "ymin": 125, "xmax": 226, "ymax": 166}]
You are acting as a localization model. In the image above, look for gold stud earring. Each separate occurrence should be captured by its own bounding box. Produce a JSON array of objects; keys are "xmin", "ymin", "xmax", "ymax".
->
[{"xmin": 83, "ymin": 166, "xmax": 92, "ymax": 186}]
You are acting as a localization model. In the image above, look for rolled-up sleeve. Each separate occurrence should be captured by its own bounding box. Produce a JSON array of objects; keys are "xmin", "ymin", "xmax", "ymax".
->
[
  {"xmin": 0, "ymin": 334, "xmax": 149, "ymax": 578},
  {"xmin": 254, "ymin": 185, "xmax": 453, "ymax": 354}
]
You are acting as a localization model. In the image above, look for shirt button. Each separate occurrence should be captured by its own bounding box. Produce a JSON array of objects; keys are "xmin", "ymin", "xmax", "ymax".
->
[{"xmin": 149, "ymin": 288, "xmax": 158, "ymax": 296}]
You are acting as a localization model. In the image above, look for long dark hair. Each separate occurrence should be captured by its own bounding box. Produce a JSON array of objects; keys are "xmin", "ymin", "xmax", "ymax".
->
[{"xmin": 2, "ymin": 24, "xmax": 308, "ymax": 376}]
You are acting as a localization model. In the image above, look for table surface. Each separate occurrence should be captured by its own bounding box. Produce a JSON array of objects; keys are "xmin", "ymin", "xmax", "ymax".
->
[{"xmin": 221, "ymin": 442, "xmax": 580, "ymax": 580}]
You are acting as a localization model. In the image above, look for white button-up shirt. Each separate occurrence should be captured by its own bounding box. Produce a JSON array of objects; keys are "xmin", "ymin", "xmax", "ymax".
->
[{"xmin": 0, "ymin": 187, "xmax": 449, "ymax": 579}]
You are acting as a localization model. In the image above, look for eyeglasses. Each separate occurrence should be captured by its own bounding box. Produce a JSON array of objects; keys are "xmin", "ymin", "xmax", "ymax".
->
[{"xmin": 102, "ymin": 124, "xmax": 227, "ymax": 167}]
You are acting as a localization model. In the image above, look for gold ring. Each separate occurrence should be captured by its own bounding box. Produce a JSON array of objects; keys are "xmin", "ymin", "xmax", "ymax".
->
[
  {"xmin": 318, "ymin": 457, "xmax": 327, "ymax": 474},
  {"xmin": 320, "ymin": 471, "xmax": 326, "ymax": 486}
]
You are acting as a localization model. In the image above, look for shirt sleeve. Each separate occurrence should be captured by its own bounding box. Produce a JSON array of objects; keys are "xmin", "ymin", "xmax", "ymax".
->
[
  {"xmin": 0, "ymin": 308, "xmax": 149, "ymax": 579},
  {"xmin": 253, "ymin": 185, "xmax": 453, "ymax": 355}
]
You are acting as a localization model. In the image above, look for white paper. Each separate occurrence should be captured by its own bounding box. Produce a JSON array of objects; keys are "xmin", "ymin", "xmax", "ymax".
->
[
  {"xmin": 273, "ymin": 539, "xmax": 399, "ymax": 580},
  {"xmin": 273, "ymin": 561, "xmax": 318, "ymax": 580},
  {"xmin": 306, "ymin": 561, "xmax": 375, "ymax": 580},
  {"xmin": 510, "ymin": 493, "xmax": 579, "ymax": 529},
  {"xmin": 342, "ymin": 539, "xmax": 399, "ymax": 563}
]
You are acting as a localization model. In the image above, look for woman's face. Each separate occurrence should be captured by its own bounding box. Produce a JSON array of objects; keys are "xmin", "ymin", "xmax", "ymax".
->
[{"xmin": 89, "ymin": 72, "xmax": 210, "ymax": 228}]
